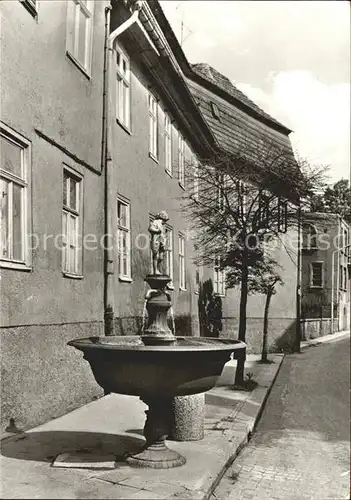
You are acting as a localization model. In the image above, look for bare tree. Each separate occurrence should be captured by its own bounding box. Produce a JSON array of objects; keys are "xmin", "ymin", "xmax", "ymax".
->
[{"xmin": 182, "ymin": 136, "xmax": 327, "ymax": 386}]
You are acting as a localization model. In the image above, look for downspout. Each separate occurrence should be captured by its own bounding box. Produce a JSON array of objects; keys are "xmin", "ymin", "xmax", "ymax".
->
[
  {"xmin": 295, "ymin": 200, "xmax": 302, "ymax": 352},
  {"xmin": 103, "ymin": 0, "xmax": 143, "ymax": 336}
]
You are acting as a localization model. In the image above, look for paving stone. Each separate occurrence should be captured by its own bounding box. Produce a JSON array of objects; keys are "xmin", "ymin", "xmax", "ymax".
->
[{"xmin": 212, "ymin": 337, "xmax": 350, "ymax": 500}]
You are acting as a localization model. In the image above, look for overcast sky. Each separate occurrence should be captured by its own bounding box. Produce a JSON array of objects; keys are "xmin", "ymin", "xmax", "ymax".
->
[{"xmin": 160, "ymin": 0, "xmax": 350, "ymax": 185}]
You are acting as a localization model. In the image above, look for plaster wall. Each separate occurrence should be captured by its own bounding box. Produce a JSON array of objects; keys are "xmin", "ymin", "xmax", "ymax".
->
[
  {"xmin": 0, "ymin": 1, "xmax": 107, "ymax": 435},
  {"xmin": 107, "ymin": 44, "xmax": 199, "ymax": 334}
]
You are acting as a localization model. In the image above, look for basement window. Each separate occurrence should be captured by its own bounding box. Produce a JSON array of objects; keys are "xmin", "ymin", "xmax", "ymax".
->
[{"xmin": 210, "ymin": 102, "xmax": 221, "ymax": 121}]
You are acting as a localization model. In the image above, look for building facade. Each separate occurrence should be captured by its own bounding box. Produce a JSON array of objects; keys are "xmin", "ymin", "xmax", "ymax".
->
[
  {"xmin": 0, "ymin": 0, "xmax": 215, "ymax": 436},
  {"xmin": 1, "ymin": 0, "xmax": 301, "ymax": 436},
  {"xmin": 301, "ymin": 212, "xmax": 350, "ymax": 338},
  {"xmin": 0, "ymin": 0, "xmax": 112, "ymax": 436}
]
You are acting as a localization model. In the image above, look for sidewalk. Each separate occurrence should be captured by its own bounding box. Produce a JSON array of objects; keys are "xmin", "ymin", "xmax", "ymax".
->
[
  {"xmin": 301, "ymin": 329, "xmax": 350, "ymax": 350},
  {"xmin": 1, "ymin": 353, "xmax": 285, "ymax": 499}
]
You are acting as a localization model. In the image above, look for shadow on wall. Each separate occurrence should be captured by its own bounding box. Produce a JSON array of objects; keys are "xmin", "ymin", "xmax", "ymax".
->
[
  {"xmin": 273, "ymin": 320, "xmax": 297, "ymax": 353},
  {"xmin": 220, "ymin": 317, "xmax": 297, "ymax": 354},
  {"xmin": 198, "ymin": 279, "xmax": 223, "ymax": 338}
]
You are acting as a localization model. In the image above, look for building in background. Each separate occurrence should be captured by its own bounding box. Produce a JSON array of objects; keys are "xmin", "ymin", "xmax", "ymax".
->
[{"xmin": 301, "ymin": 212, "xmax": 350, "ymax": 339}]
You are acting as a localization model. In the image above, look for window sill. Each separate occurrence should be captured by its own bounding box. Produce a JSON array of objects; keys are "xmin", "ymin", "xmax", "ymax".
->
[
  {"xmin": 149, "ymin": 152, "xmax": 159, "ymax": 164},
  {"xmin": 116, "ymin": 119, "xmax": 131, "ymax": 135},
  {"xmin": 20, "ymin": 0, "xmax": 37, "ymax": 17},
  {"xmin": 178, "ymin": 182, "xmax": 185, "ymax": 191},
  {"xmin": 119, "ymin": 276, "xmax": 133, "ymax": 283},
  {"xmin": 0, "ymin": 260, "xmax": 32, "ymax": 272},
  {"xmin": 63, "ymin": 272, "xmax": 84, "ymax": 280},
  {"xmin": 66, "ymin": 51, "xmax": 91, "ymax": 80},
  {"xmin": 309, "ymin": 286, "xmax": 323, "ymax": 290},
  {"xmin": 179, "ymin": 287, "xmax": 187, "ymax": 292},
  {"xmin": 165, "ymin": 168, "xmax": 173, "ymax": 178}
]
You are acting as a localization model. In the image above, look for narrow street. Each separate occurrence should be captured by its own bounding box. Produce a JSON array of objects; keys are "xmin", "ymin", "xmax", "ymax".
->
[{"xmin": 211, "ymin": 336, "xmax": 350, "ymax": 500}]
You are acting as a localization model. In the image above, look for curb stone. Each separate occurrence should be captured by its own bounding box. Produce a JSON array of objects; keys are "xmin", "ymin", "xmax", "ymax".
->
[{"xmin": 203, "ymin": 354, "xmax": 285, "ymax": 500}]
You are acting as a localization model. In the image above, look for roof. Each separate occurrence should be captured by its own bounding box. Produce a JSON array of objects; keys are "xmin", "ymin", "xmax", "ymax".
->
[
  {"xmin": 191, "ymin": 63, "xmax": 291, "ymax": 134},
  {"xmin": 187, "ymin": 77, "xmax": 297, "ymax": 172}
]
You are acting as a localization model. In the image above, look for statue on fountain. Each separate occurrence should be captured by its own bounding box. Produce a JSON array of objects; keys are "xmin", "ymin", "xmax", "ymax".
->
[{"xmin": 148, "ymin": 211, "xmax": 169, "ymax": 275}]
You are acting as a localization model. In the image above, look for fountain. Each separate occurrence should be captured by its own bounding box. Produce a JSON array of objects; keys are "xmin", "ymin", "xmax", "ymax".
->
[{"xmin": 68, "ymin": 211, "xmax": 246, "ymax": 468}]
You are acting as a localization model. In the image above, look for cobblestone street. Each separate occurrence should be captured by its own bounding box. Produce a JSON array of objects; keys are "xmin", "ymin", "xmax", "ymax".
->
[{"xmin": 211, "ymin": 336, "xmax": 350, "ymax": 500}]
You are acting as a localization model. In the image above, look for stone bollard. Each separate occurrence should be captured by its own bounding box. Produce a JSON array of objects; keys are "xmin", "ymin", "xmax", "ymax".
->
[{"xmin": 170, "ymin": 394, "xmax": 205, "ymax": 441}]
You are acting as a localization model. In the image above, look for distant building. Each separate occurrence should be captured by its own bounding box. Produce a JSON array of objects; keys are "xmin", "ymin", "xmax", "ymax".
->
[{"xmin": 301, "ymin": 212, "xmax": 350, "ymax": 338}]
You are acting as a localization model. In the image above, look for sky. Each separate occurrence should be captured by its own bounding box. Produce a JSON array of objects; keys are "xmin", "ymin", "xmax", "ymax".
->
[{"xmin": 160, "ymin": 0, "xmax": 351, "ymax": 186}]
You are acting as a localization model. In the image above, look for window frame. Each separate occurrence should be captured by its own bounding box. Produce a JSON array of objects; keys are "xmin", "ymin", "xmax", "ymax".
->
[
  {"xmin": 115, "ymin": 45, "xmax": 131, "ymax": 131},
  {"xmin": 303, "ymin": 223, "xmax": 318, "ymax": 250},
  {"xmin": 66, "ymin": 0, "xmax": 94, "ymax": 77},
  {"xmin": 193, "ymin": 155, "xmax": 199, "ymax": 202},
  {"xmin": 0, "ymin": 123, "xmax": 31, "ymax": 271},
  {"xmin": 278, "ymin": 198, "xmax": 288, "ymax": 233},
  {"xmin": 210, "ymin": 101, "xmax": 221, "ymax": 121},
  {"xmin": 62, "ymin": 165, "xmax": 83, "ymax": 278},
  {"xmin": 194, "ymin": 243, "xmax": 202, "ymax": 294},
  {"xmin": 178, "ymin": 233, "xmax": 186, "ymax": 290},
  {"xmin": 178, "ymin": 133, "xmax": 185, "ymax": 188},
  {"xmin": 164, "ymin": 113, "xmax": 172, "ymax": 175},
  {"xmin": 165, "ymin": 225, "xmax": 174, "ymax": 288},
  {"xmin": 214, "ymin": 257, "xmax": 226, "ymax": 296},
  {"xmin": 148, "ymin": 92, "xmax": 158, "ymax": 160},
  {"xmin": 117, "ymin": 197, "xmax": 132, "ymax": 281},
  {"xmin": 309, "ymin": 261, "xmax": 324, "ymax": 288}
]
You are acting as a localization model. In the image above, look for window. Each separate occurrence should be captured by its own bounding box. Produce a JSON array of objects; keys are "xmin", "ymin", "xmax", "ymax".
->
[
  {"xmin": 20, "ymin": 0, "xmax": 37, "ymax": 16},
  {"xmin": 179, "ymin": 234, "xmax": 186, "ymax": 290},
  {"xmin": 210, "ymin": 101, "xmax": 221, "ymax": 121},
  {"xmin": 339, "ymin": 265, "xmax": 348, "ymax": 290},
  {"xmin": 339, "ymin": 265, "xmax": 343, "ymax": 290},
  {"xmin": 178, "ymin": 133, "xmax": 185, "ymax": 187},
  {"xmin": 165, "ymin": 226, "xmax": 174, "ymax": 287},
  {"xmin": 214, "ymin": 257, "xmax": 225, "ymax": 296},
  {"xmin": 164, "ymin": 113, "xmax": 172, "ymax": 174},
  {"xmin": 149, "ymin": 92, "xmax": 158, "ymax": 159},
  {"xmin": 194, "ymin": 243, "xmax": 202, "ymax": 294},
  {"xmin": 66, "ymin": 0, "xmax": 94, "ymax": 74},
  {"xmin": 344, "ymin": 266, "xmax": 348, "ymax": 290},
  {"xmin": 193, "ymin": 156, "xmax": 199, "ymax": 202},
  {"xmin": 278, "ymin": 198, "xmax": 288, "ymax": 233},
  {"xmin": 310, "ymin": 262, "xmax": 323, "ymax": 288},
  {"xmin": 62, "ymin": 167, "xmax": 83, "ymax": 276},
  {"xmin": 303, "ymin": 224, "xmax": 317, "ymax": 250},
  {"xmin": 259, "ymin": 193, "xmax": 270, "ymax": 228},
  {"xmin": 343, "ymin": 229, "xmax": 348, "ymax": 251},
  {"xmin": 216, "ymin": 173, "xmax": 225, "ymax": 211},
  {"xmin": 0, "ymin": 124, "xmax": 31, "ymax": 269},
  {"xmin": 116, "ymin": 46, "xmax": 131, "ymax": 130},
  {"xmin": 117, "ymin": 198, "xmax": 131, "ymax": 280}
]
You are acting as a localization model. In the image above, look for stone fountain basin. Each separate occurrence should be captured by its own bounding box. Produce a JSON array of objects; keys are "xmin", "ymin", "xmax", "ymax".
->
[{"xmin": 68, "ymin": 336, "xmax": 246, "ymax": 399}]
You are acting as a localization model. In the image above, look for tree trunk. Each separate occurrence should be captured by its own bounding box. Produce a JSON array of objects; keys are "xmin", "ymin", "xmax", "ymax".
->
[
  {"xmin": 234, "ymin": 261, "xmax": 248, "ymax": 386},
  {"xmin": 261, "ymin": 289, "xmax": 272, "ymax": 362}
]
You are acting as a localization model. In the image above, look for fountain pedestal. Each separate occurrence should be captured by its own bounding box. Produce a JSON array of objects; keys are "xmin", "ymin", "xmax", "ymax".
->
[
  {"xmin": 142, "ymin": 274, "xmax": 175, "ymax": 346},
  {"xmin": 126, "ymin": 398, "xmax": 186, "ymax": 468}
]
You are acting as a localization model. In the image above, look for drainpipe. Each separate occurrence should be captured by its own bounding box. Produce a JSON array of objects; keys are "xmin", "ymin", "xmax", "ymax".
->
[
  {"xmin": 295, "ymin": 200, "xmax": 302, "ymax": 353},
  {"xmin": 103, "ymin": 0, "xmax": 143, "ymax": 336}
]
